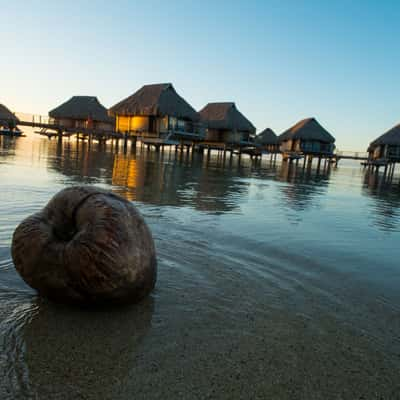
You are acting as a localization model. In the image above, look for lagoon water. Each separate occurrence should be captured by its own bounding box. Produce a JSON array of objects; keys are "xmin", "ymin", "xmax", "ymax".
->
[{"xmin": 1, "ymin": 132, "xmax": 400, "ymax": 399}]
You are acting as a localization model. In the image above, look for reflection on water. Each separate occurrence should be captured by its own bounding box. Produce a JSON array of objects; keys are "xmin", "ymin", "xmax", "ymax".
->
[
  {"xmin": 0, "ymin": 136, "xmax": 17, "ymax": 160},
  {"xmin": 362, "ymin": 171, "xmax": 400, "ymax": 231},
  {"xmin": 1, "ymin": 134, "xmax": 400, "ymax": 399},
  {"xmin": 46, "ymin": 140, "xmax": 253, "ymax": 213},
  {"xmin": 276, "ymin": 161, "xmax": 331, "ymax": 212}
]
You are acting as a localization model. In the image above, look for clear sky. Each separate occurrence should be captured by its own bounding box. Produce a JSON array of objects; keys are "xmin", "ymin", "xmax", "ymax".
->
[{"xmin": 2, "ymin": 0, "xmax": 399, "ymax": 150}]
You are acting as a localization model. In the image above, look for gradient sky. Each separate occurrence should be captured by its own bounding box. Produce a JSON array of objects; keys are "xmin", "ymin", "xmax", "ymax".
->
[{"xmin": 2, "ymin": 0, "xmax": 399, "ymax": 150}]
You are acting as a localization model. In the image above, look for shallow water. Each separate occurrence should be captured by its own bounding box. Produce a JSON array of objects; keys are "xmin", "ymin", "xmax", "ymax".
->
[{"xmin": 1, "ymin": 133, "xmax": 400, "ymax": 399}]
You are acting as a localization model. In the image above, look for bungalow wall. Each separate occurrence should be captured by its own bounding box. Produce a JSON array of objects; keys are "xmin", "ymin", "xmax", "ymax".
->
[
  {"xmin": 280, "ymin": 140, "xmax": 294, "ymax": 152},
  {"xmin": 116, "ymin": 116, "xmax": 150, "ymax": 133},
  {"xmin": 280, "ymin": 139, "xmax": 334, "ymax": 154},
  {"xmin": 94, "ymin": 121, "xmax": 114, "ymax": 131},
  {"xmin": 372, "ymin": 145, "xmax": 383, "ymax": 159},
  {"xmin": 386, "ymin": 145, "xmax": 400, "ymax": 160},
  {"xmin": 261, "ymin": 144, "xmax": 280, "ymax": 152},
  {"xmin": 300, "ymin": 140, "xmax": 334, "ymax": 154},
  {"xmin": 205, "ymin": 129, "xmax": 247, "ymax": 144},
  {"xmin": 371, "ymin": 144, "xmax": 400, "ymax": 160},
  {"xmin": 54, "ymin": 118, "xmax": 113, "ymax": 131},
  {"xmin": 54, "ymin": 118, "xmax": 75, "ymax": 128},
  {"xmin": 115, "ymin": 115, "xmax": 203, "ymax": 138}
]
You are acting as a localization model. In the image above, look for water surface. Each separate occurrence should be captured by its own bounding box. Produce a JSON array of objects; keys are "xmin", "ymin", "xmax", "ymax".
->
[{"xmin": 1, "ymin": 133, "xmax": 400, "ymax": 399}]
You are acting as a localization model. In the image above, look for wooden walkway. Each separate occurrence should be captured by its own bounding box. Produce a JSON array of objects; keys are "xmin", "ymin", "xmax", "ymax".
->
[
  {"xmin": 18, "ymin": 120, "xmax": 123, "ymax": 141},
  {"xmin": 334, "ymin": 151, "xmax": 368, "ymax": 161}
]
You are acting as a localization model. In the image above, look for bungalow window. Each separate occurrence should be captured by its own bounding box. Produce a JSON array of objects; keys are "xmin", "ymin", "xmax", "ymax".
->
[
  {"xmin": 301, "ymin": 141, "xmax": 313, "ymax": 151},
  {"xmin": 168, "ymin": 117, "xmax": 177, "ymax": 130},
  {"xmin": 320, "ymin": 143, "xmax": 332, "ymax": 153},
  {"xmin": 388, "ymin": 146, "xmax": 400, "ymax": 158},
  {"xmin": 176, "ymin": 119, "xmax": 185, "ymax": 131},
  {"xmin": 242, "ymin": 133, "xmax": 250, "ymax": 142},
  {"xmin": 312, "ymin": 142, "xmax": 320, "ymax": 152}
]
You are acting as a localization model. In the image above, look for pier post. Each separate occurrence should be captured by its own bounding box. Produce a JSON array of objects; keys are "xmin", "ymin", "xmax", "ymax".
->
[
  {"xmin": 131, "ymin": 136, "xmax": 137, "ymax": 153},
  {"xmin": 391, "ymin": 163, "xmax": 396, "ymax": 180},
  {"xmin": 384, "ymin": 164, "xmax": 388, "ymax": 178},
  {"xmin": 123, "ymin": 132, "xmax": 128, "ymax": 153}
]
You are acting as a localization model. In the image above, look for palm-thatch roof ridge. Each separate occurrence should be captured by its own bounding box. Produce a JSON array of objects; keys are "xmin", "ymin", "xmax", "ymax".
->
[
  {"xmin": 198, "ymin": 102, "xmax": 256, "ymax": 133},
  {"xmin": 370, "ymin": 123, "xmax": 400, "ymax": 147},
  {"xmin": 49, "ymin": 96, "xmax": 113, "ymax": 123},
  {"xmin": 256, "ymin": 128, "xmax": 278, "ymax": 145},
  {"xmin": 109, "ymin": 83, "xmax": 199, "ymax": 121},
  {"xmin": 279, "ymin": 118, "xmax": 335, "ymax": 143},
  {"xmin": 0, "ymin": 104, "xmax": 19, "ymax": 124}
]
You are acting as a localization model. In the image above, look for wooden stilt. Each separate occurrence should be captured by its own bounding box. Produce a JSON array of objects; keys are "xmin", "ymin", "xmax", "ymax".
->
[
  {"xmin": 317, "ymin": 157, "xmax": 322, "ymax": 171},
  {"xmin": 131, "ymin": 137, "xmax": 137, "ymax": 152}
]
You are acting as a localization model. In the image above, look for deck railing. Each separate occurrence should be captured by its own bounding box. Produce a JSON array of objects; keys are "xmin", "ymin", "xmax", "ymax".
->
[
  {"xmin": 15, "ymin": 112, "xmax": 54, "ymax": 125},
  {"xmin": 335, "ymin": 150, "xmax": 368, "ymax": 159}
]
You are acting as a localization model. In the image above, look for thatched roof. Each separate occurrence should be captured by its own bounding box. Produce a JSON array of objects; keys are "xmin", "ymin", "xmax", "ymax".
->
[
  {"xmin": 256, "ymin": 128, "xmax": 278, "ymax": 145},
  {"xmin": 49, "ymin": 96, "xmax": 113, "ymax": 123},
  {"xmin": 0, "ymin": 104, "xmax": 19, "ymax": 123},
  {"xmin": 198, "ymin": 102, "xmax": 256, "ymax": 133},
  {"xmin": 279, "ymin": 118, "xmax": 335, "ymax": 144},
  {"xmin": 109, "ymin": 83, "xmax": 199, "ymax": 121},
  {"xmin": 370, "ymin": 123, "xmax": 400, "ymax": 147}
]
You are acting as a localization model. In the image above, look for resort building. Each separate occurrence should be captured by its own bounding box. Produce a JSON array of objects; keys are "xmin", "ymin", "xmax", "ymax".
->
[
  {"xmin": 0, "ymin": 104, "xmax": 19, "ymax": 128},
  {"xmin": 255, "ymin": 128, "xmax": 279, "ymax": 153},
  {"xmin": 109, "ymin": 83, "xmax": 203, "ymax": 141},
  {"xmin": 49, "ymin": 96, "xmax": 114, "ymax": 131},
  {"xmin": 368, "ymin": 123, "xmax": 400, "ymax": 161},
  {"xmin": 198, "ymin": 102, "xmax": 256, "ymax": 146},
  {"xmin": 278, "ymin": 118, "xmax": 335, "ymax": 156}
]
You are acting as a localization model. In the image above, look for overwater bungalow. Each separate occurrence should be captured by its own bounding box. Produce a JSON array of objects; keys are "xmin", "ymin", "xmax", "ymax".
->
[
  {"xmin": 368, "ymin": 123, "xmax": 400, "ymax": 162},
  {"xmin": 109, "ymin": 83, "xmax": 203, "ymax": 144},
  {"xmin": 49, "ymin": 96, "xmax": 114, "ymax": 131},
  {"xmin": 278, "ymin": 118, "xmax": 335, "ymax": 161},
  {"xmin": 255, "ymin": 128, "xmax": 279, "ymax": 153},
  {"xmin": 0, "ymin": 104, "xmax": 19, "ymax": 128},
  {"xmin": 198, "ymin": 102, "xmax": 256, "ymax": 148}
]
